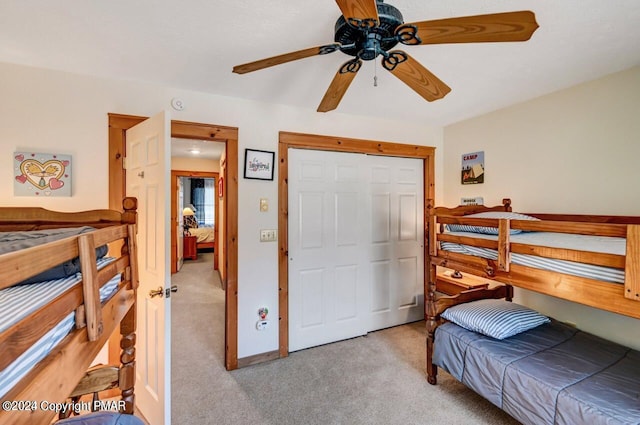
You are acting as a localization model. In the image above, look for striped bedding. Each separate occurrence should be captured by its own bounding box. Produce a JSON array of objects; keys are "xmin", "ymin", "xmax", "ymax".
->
[
  {"xmin": 0, "ymin": 257, "xmax": 121, "ymax": 398},
  {"xmin": 440, "ymin": 230, "xmax": 625, "ymax": 284}
]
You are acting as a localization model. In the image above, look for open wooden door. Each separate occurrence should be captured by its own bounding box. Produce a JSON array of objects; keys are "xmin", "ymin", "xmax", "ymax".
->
[
  {"xmin": 125, "ymin": 110, "xmax": 172, "ymax": 425},
  {"xmin": 177, "ymin": 176, "xmax": 184, "ymax": 271}
]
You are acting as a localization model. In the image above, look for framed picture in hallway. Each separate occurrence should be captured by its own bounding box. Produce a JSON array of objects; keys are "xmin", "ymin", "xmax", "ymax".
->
[{"xmin": 244, "ymin": 149, "xmax": 274, "ymax": 180}]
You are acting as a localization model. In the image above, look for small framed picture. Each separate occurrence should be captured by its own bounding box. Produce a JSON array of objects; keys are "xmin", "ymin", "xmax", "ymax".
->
[
  {"xmin": 14, "ymin": 152, "xmax": 72, "ymax": 197},
  {"xmin": 461, "ymin": 151, "xmax": 484, "ymax": 185},
  {"xmin": 244, "ymin": 149, "xmax": 275, "ymax": 181}
]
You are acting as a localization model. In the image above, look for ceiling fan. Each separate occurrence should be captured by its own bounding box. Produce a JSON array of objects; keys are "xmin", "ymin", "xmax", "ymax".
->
[{"xmin": 232, "ymin": 0, "xmax": 539, "ymax": 113}]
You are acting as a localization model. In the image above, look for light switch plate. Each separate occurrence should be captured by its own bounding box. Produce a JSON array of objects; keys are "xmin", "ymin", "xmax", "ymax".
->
[{"xmin": 260, "ymin": 229, "xmax": 277, "ymax": 242}]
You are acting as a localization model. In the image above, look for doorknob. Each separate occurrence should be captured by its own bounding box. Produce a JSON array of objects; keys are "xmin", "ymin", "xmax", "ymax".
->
[
  {"xmin": 149, "ymin": 285, "xmax": 178, "ymax": 298},
  {"xmin": 149, "ymin": 286, "xmax": 163, "ymax": 298}
]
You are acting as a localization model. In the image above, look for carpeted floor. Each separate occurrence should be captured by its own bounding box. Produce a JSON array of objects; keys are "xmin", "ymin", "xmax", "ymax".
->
[{"xmin": 171, "ymin": 252, "xmax": 519, "ymax": 425}]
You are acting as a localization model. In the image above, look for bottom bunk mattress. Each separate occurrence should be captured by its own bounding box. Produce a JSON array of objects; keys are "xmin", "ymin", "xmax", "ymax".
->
[
  {"xmin": 433, "ymin": 320, "xmax": 640, "ymax": 425},
  {"xmin": 0, "ymin": 257, "xmax": 122, "ymax": 399}
]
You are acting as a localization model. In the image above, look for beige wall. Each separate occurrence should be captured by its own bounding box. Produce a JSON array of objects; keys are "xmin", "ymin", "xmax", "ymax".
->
[
  {"xmin": 443, "ymin": 66, "xmax": 640, "ymax": 349},
  {"xmin": 0, "ymin": 61, "xmax": 443, "ymax": 358}
]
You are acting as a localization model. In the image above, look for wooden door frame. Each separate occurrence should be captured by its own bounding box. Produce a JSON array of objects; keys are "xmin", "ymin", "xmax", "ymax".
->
[
  {"xmin": 108, "ymin": 114, "xmax": 239, "ymax": 370},
  {"xmin": 171, "ymin": 170, "xmax": 219, "ymax": 274},
  {"xmin": 278, "ymin": 131, "xmax": 435, "ymax": 357}
]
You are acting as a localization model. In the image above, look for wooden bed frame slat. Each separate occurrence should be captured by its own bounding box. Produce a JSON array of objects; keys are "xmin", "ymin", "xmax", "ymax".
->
[
  {"xmin": 0, "ymin": 208, "xmax": 123, "ymax": 225},
  {"xmin": 0, "ymin": 238, "xmax": 80, "ymax": 290},
  {"xmin": 510, "ymin": 243, "xmax": 625, "ymax": 268},
  {"xmin": 434, "ymin": 249, "xmax": 500, "ymax": 275},
  {"xmin": 0, "ymin": 286, "xmax": 82, "ymax": 372},
  {"xmin": 127, "ymin": 224, "xmax": 139, "ymax": 290},
  {"xmin": 0, "ymin": 224, "xmax": 130, "ymax": 291},
  {"xmin": 79, "ymin": 233, "xmax": 103, "ymax": 341},
  {"xmin": 513, "ymin": 219, "xmax": 628, "ymax": 237},
  {"xmin": 438, "ymin": 233, "xmax": 499, "ymax": 249},
  {"xmin": 497, "ymin": 219, "xmax": 510, "ymax": 272}
]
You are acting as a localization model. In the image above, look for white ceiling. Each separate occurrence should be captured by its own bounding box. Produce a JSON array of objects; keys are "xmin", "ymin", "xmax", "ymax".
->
[
  {"xmin": 171, "ymin": 138, "xmax": 225, "ymax": 160},
  {"xmin": 1, "ymin": 0, "xmax": 639, "ymax": 126}
]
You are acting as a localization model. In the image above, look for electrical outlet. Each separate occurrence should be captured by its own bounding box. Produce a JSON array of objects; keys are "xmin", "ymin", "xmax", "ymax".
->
[
  {"xmin": 260, "ymin": 198, "xmax": 268, "ymax": 212},
  {"xmin": 260, "ymin": 229, "xmax": 277, "ymax": 242},
  {"xmin": 256, "ymin": 320, "xmax": 270, "ymax": 330}
]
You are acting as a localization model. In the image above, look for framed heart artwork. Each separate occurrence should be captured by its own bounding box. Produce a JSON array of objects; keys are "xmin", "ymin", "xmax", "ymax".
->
[{"xmin": 14, "ymin": 152, "xmax": 72, "ymax": 197}]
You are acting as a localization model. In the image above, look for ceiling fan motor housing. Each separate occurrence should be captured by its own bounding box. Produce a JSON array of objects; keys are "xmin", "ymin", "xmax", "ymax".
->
[{"xmin": 334, "ymin": 0, "xmax": 403, "ymax": 60}]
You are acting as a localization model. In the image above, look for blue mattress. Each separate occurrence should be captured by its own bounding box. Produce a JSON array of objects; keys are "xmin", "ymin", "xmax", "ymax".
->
[
  {"xmin": 440, "ymin": 230, "xmax": 625, "ymax": 283},
  {"xmin": 0, "ymin": 258, "xmax": 121, "ymax": 399},
  {"xmin": 433, "ymin": 320, "xmax": 640, "ymax": 425},
  {"xmin": 54, "ymin": 411, "xmax": 145, "ymax": 425}
]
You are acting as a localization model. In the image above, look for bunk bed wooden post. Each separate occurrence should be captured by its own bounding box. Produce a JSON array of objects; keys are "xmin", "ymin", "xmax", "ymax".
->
[
  {"xmin": 425, "ymin": 198, "xmax": 516, "ymax": 384},
  {"xmin": 425, "ymin": 198, "xmax": 439, "ymax": 384},
  {"xmin": 625, "ymin": 224, "xmax": 640, "ymax": 301},
  {"xmin": 119, "ymin": 307, "xmax": 136, "ymax": 414},
  {"xmin": 426, "ymin": 259, "xmax": 439, "ymax": 385},
  {"xmin": 120, "ymin": 197, "xmax": 138, "ymax": 414}
]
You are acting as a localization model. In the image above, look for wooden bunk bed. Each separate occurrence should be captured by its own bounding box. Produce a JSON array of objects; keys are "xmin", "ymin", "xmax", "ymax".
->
[
  {"xmin": 425, "ymin": 199, "xmax": 640, "ymax": 424},
  {"xmin": 0, "ymin": 198, "xmax": 140, "ymax": 425}
]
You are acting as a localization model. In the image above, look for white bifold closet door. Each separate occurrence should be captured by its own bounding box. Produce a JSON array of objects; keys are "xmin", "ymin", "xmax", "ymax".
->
[{"xmin": 288, "ymin": 148, "xmax": 424, "ymax": 352}]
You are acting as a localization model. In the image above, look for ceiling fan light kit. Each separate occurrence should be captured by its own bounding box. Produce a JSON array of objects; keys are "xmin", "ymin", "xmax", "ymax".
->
[{"xmin": 233, "ymin": 0, "xmax": 539, "ymax": 113}]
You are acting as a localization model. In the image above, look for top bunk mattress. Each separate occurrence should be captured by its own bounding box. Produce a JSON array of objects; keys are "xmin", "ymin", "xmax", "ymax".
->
[{"xmin": 440, "ymin": 230, "xmax": 625, "ymax": 283}]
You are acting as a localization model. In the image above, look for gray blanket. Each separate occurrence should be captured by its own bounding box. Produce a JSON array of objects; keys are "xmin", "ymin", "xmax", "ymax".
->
[
  {"xmin": 0, "ymin": 227, "xmax": 108, "ymax": 285},
  {"xmin": 434, "ymin": 320, "xmax": 640, "ymax": 425}
]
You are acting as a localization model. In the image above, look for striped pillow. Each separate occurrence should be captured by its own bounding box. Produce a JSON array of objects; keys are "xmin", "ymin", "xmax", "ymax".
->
[
  {"xmin": 441, "ymin": 299, "xmax": 550, "ymax": 340},
  {"xmin": 446, "ymin": 211, "xmax": 540, "ymax": 235}
]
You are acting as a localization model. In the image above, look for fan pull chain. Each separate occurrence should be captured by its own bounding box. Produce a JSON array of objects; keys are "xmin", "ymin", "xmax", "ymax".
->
[{"xmin": 373, "ymin": 59, "xmax": 378, "ymax": 87}]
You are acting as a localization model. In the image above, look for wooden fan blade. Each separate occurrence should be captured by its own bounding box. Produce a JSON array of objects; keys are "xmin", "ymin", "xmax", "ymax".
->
[
  {"xmin": 335, "ymin": 0, "xmax": 379, "ymax": 28},
  {"xmin": 383, "ymin": 51, "xmax": 451, "ymax": 102},
  {"xmin": 317, "ymin": 59, "xmax": 362, "ymax": 112},
  {"xmin": 400, "ymin": 11, "xmax": 539, "ymax": 45},
  {"xmin": 232, "ymin": 43, "xmax": 341, "ymax": 74}
]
